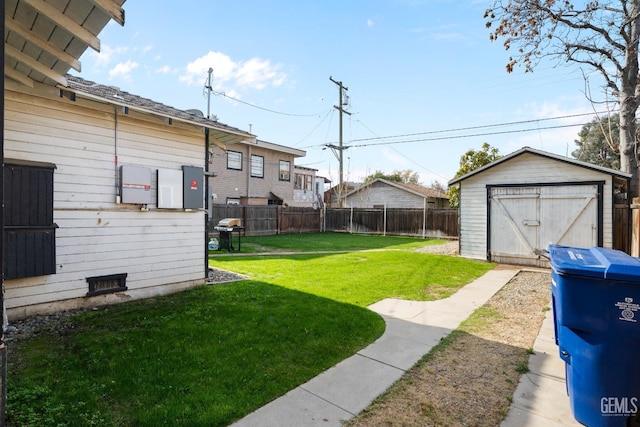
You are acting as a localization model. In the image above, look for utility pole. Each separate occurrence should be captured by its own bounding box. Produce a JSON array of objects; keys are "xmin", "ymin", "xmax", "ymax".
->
[{"xmin": 329, "ymin": 76, "xmax": 351, "ymax": 207}]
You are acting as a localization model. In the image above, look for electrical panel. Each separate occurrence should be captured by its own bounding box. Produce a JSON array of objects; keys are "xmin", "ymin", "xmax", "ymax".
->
[
  {"xmin": 157, "ymin": 168, "xmax": 183, "ymax": 209},
  {"xmin": 182, "ymin": 165, "xmax": 203, "ymax": 209},
  {"xmin": 120, "ymin": 165, "xmax": 152, "ymax": 204}
]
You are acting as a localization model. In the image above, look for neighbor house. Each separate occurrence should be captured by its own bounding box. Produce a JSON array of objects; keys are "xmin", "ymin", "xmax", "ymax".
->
[
  {"xmin": 291, "ymin": 165, "xmax": 323, "ymax": 207},
  {"xmin": 449, "ymin": 147, "xmax": 630, "ymax": 267},
  {"xmin": 343, "ymin": 178, "xmax": 449, "ymax": 209},
  {"xmin": 4, "ymin": 72, "xmax": 254, "ymax": 319},
  {"xmin": 209, "ymin": 139, "xmax": 305, "ymax": 206}
]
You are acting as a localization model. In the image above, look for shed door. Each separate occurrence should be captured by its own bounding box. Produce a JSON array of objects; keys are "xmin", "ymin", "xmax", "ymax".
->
[{"xmin": 489, "ymin": 185, "xmax": 599, "ymax": 266}]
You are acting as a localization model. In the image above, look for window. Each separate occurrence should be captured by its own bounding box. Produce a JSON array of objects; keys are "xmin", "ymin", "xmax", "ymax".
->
[
  {"xmin": 227, "ymin": 151, "xmax": 242, "ymax": 170},
  {"xmin": 251, "ymin": 155, "xmax": 264, "ymax": 178},
  {"xmin": 4, "ymin": 160, "xmax": 57, "ymax": 279},
  {"xmin": 279, "ymin": 160, "xmax": 290, "ymax": 181},
  {"xmin": 294, "ymin": 173, "xmax": 313, "ymax": 191}
]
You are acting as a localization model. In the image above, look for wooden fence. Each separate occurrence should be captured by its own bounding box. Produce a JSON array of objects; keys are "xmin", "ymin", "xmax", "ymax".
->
[
  {"xmin": 209, "ymin": 204, "xmax": 459, "ymax": 238},
  {"xmin": 323, "ymin": 208, "xmax": 459, "ymax": 238}
]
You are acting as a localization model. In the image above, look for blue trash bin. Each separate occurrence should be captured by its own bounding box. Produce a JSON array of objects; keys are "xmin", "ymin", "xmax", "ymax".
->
[{"xmin": 549, "ymin": 244, "xmax": 640, "ymax": 427}]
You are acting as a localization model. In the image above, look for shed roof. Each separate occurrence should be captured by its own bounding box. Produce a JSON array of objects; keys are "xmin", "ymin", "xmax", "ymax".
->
[
  {"xmin": 448, "ymin": 146, "xmax": 632, "ymax": 185},
  {"xmin": 346, "ymin": 178, "xmax": 448, "ymax": 200}
]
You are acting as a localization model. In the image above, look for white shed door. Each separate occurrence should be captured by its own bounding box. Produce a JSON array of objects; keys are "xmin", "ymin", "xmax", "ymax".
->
[{"xmin": 489, "ymin": 185, "xmax": 599, "ymax": 266}]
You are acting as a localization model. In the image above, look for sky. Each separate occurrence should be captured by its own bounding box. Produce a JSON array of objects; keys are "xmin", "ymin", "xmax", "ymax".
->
[{"xmin": 71, "ymin": 0, "xmax": 609, "ymax": 188}]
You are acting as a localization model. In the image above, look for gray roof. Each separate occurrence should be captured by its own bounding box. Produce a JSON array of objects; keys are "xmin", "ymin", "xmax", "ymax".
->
[
  {"xmin": 65, "ymin": 75, "xmax": 254, "ymax": 144},
  {"xmin": 448, "ymin": 146, "xmax": 632, "ymax": 185},
  {"xmin": 345, "ymin": 178, "xmax": 448, "ymax": 200}
]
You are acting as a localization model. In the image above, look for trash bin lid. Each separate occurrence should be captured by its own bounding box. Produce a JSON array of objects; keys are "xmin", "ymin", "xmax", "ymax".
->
[{"xmin": 548, "ymin": 244, "xmax": 640, "ymax": 282}]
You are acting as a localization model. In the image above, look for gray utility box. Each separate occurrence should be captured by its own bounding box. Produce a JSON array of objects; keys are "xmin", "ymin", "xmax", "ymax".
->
[
  {"xmin": 182, "ymin": 165, "xmax": 203, "ymax": 209},
  {"xmin": 120, "ymin": 165, "xmax": 152, "ymax": 204}
]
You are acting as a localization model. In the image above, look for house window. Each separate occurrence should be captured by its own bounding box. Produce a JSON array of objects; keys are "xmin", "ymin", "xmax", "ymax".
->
[
  {"xmin": 251, "ymin": 155, "xmax": 264, "ymax": 178},
  {"xmin": 4, "ymin": 160, "xmax": 57, "ymax": 279},
  {"xmin": 227, "ymin": 151, "xmax": 242, "ymax": 170},
  {"xmin": 279, "ymin": 160, "xmax": 290, "ymax": 181},
  {"xmin": 294, "ymin": 173, "xmax": 313, "ymax": 191}
]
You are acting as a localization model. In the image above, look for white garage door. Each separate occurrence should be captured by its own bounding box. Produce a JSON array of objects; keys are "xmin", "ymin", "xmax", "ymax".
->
[{"xmin": 489, "ymin": 184, "xmax": 599, "ymax": 266}]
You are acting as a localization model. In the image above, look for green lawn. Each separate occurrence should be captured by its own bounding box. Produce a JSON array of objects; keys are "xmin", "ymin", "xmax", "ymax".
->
[
  {"xmin": 8, "ymin": 234, "xmax": 493, "ymax": 426},
  {"xmin": 211, "ymin": 251, "xmax": 491, "ymax": 306},
  {"xmin": 212, "ymin": 232, "xmax": 440, "ymax": 254}
]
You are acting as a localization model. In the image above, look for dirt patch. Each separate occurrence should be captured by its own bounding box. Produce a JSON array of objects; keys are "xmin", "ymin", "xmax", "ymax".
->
[
  {"xmin": 345, "ymin": 270, "xmax": 551, "ymax": 427},
  {"xmin": 415, "ymin": 241, "xmax": 459, "ymax": 256}
]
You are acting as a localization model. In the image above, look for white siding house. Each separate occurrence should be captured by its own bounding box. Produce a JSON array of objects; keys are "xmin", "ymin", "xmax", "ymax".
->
[
  {"xmin": 449, "ymin": 147, "xmax": 630, "ymax": 267},
  {"xmin": 344, "ymin": 178, "xmax": 449, "ymax": 209},
  {"xmin": 4, "ymin": 76, "xmax": 253, "ymax": 319},
  {"xmin": 292, "ymin": 165, "xmax": 320, "ymax": 207}
]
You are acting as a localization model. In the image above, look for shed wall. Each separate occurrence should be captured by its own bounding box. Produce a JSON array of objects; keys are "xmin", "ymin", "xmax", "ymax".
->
[
  {"xmin": 345, "ymin": 181, "xmax": 446, "ymax": 208},
  {"xmin": 458, "ymin": 153, "xmax": 615, "ymax": 260}
]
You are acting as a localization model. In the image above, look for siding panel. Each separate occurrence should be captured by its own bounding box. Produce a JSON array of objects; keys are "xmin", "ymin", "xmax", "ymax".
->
[{"xmin": 4, "ymin": 80, "xmax": 210, "ymax": 318}]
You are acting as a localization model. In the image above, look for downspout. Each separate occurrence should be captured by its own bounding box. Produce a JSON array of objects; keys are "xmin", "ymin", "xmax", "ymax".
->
[
  {"xmin": 204, "ymin": 127, "xmax": 210, "ymax": 277},
  {"xmin": 114, "ymin": 107, "xmax": 121, "ymax": 204},
  {"xmin": 1, "ymin": 1, "xmax": 6, "ymax": 422},
  {"xmin": 247, "ymin": 145, "xmax": 252, "ymax": 199}
]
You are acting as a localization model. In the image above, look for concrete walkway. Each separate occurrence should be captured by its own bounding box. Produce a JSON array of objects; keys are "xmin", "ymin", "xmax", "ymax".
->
[
  {"xmin": 501, "ymin": 309, "xmax": 580, "ymax": 426},
  {"xmin": 232, "ymin": 268, "xmax": 520, "ymax": 427}
]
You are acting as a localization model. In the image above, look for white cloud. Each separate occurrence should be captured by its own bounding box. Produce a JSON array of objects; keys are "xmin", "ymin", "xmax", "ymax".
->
[
  {"xmin": 367, "ymin": 19, "xmax": 374, "ymax": 27},
  {"xmin": 156, "ymin": 65, "xmax": 178, "ymax": 74},
  {"xmin": 91, "ymin": 45, "xmax": 129, "ymax": 68},
  {"xmin": 180, "ymin": 51, "xmax": 286, "ymax": 93},
  {"xmin": 236, "ymin": 58, "xmax": 285, "ymax": 89},
  {"xmin": 109, "ymin": 61, "xmax": 139, "ymax": 81}
]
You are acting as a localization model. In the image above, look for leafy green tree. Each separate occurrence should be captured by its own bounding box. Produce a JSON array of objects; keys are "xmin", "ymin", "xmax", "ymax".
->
[
  {"xmin": 364, "ymin": 169, "xmax": 420, "ymax": 185},
  {"xmin": 447, "ymin": 143, "xmax": 501, "ymax": 208},
  {"xmin": 572, "ymin": 115, "xmax": 621, "ymax": 170},
  {"xmin": 485, "ymin": 1, "xmax": 640, "ymax": 197}
]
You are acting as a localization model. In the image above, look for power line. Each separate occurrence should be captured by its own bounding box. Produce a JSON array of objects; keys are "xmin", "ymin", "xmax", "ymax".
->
[
  {"xmin": 347, "ymin": 111, "xmax": 614, "ymax": 143},
  {"xmin": 350, "ymin": 123, "xmax": 586, "ymax": 147},
  {"xmin": 300, "ymin": 110, "xmax": 615, "ymax": 149},
  {"xmin": 211, "ymin": 89, "xmax": 325, "ymax": 117}
]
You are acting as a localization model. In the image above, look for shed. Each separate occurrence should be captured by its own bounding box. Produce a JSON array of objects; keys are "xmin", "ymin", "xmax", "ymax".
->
[
  {"xmin": 448, "ymin": 147, "xmax": 630, "ymax": 267},
  {"xmin": 344, "ymin": 178, "xmax": 449, "ymax": 209}
]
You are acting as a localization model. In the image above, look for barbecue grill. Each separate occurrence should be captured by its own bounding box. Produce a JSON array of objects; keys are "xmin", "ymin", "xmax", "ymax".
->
[{"xmin": 213, "ymin": 218, "xmax": 244, "ymax": 251}]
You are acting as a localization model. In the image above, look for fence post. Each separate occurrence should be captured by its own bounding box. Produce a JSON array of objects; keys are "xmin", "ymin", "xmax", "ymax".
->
[
  {"xmin": 632, "ymin": 198, "xmax": 640, "ymax": 257},
  {"xmin": 383, "ymin": 204, "xmax": 387, "ymax": 236},
  {"xmin": 422, "ymin": 198, "xmax": 426, "ymax": 239}
]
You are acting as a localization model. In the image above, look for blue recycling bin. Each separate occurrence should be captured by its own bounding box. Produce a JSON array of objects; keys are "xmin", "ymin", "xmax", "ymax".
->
[{"xmin": 549, "ymin": 244, "xmax": 640, "ymax": 427}]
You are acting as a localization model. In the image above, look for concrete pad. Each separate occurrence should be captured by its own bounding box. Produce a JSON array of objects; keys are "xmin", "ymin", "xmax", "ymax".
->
[
  {"xmin": 502, "ymin": 310, "xmax": 579, "ymax": 427},
  {"xmin": 230, "ymin": 387, "xmax": 352, "ymax": 427},
  {"xmin": 301, "ymin": 354, "xmax": 405, "ymax": 415},
  {"xmin": 358, "ymin": 327, "xmax": 447, "ymax": 371}
]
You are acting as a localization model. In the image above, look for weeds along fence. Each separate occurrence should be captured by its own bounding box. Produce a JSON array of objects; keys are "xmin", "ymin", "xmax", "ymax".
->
[{"xmin": 209, "ymin": 204, "xmax": 459, "ymax": 238}]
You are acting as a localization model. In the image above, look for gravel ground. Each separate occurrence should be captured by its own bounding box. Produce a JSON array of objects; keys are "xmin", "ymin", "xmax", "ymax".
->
[{"xmin": 415, "ymin": 240, "xmax": 459, "ymax": 255}]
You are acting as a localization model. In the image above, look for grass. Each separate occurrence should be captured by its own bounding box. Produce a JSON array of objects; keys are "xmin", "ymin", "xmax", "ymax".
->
[
  {"xmin": 211, "ymin": 251, "xmax": 493, "ymax": 306},
  {"xmin": 211, "ymin": 232, "xmax": 442, "ymax": 254},
  {"xmin": 8, "ymin": 283, "xmax": 384, "ymax": 427},
  {"xmin": 9, "ymin": 234, "xmax": 494, "ymax": 426}
]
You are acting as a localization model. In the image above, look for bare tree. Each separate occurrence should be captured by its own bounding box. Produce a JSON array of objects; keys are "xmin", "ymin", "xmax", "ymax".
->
[{"xmin": 485, "ymin": 0, "xmax": 640, "ymax": 197}]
